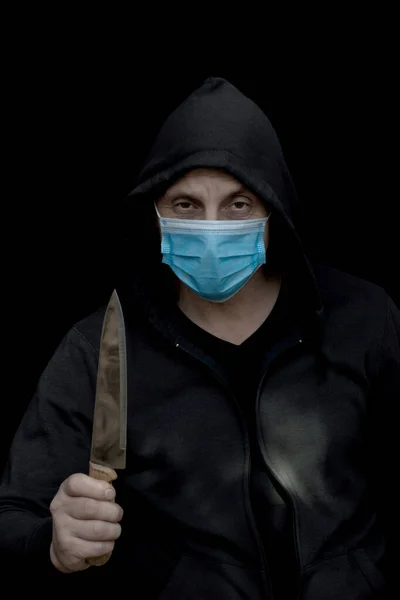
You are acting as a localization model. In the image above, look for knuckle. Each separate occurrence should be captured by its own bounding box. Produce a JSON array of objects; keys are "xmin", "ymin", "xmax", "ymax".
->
[
  {"xmin": 50, "ymin": 490, "xmax": 68, "ymax": 515},
  {"xmin": 49, "ymin": 498, "xmax": 59, "ymax": 515},
  {"xmin": 65, "ymin": 473, "xmax": 84, "ymax": 496},
  {"xmin": 52, "ymin": 511, "xmax": 69, "ymax": 534},
  {"xmin": 55, "ymin": 519, "xmax": 73, "ymax": 542}
]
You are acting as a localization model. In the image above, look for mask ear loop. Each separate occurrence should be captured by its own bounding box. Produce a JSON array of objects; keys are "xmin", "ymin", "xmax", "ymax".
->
[{"xmin": 154, "ymin": 202, "xmax": 162, "ymax": 219}]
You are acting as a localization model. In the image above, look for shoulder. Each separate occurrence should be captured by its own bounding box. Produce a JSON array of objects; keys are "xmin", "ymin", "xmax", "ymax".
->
[
  {"xmin": 35, "ymin": 307, "xmax": 108, "ymax": 401},
  {"xmin": 311, "ymin": 261, "xmax": 389, "ymax": 312},
  {"xmin": 68, "ymin": 291, "xmax": 145, "ymax": 357},
  {"xmin": 70, "ymin": 305, "xmax": 107, "ymax": 356},
  {"xmin": 309, "ymin": 262, "xmax": 394, "ymax": 348}
]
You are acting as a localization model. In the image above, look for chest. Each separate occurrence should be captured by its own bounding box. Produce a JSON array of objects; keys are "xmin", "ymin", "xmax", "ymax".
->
[{"xmin": 124, "ymin": 327, "xmax": 371, "ymax": 482}]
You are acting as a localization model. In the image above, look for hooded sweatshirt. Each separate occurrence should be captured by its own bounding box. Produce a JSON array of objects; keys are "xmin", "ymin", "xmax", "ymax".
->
[{"xmin": 0, "ymin": 77, "xmax": 398, "ymax": 599}]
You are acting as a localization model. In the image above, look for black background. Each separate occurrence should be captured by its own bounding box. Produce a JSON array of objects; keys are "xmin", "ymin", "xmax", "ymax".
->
[{"xmin": 2, "ymin": 23, "xmax": 398, "ymax": 472}]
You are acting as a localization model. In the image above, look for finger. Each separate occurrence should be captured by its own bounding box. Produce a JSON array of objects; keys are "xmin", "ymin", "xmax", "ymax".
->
[
  {"xmin": 69, "ymin": 518, "xmax": 122, "ymax": 542},
  {"xmin": 66, "ymin": 538, "xmax": 116, "ymax": 559},
  {"xmin": 66, "ymin": 498, "xmax": 123, "ymax": 523},
  {"xmin": 62, "ymin": 473, "xmax": 115, "ymax": 501},
  {"xmin": 82, "ymin": 540, "xmax": 115, "ymax": 558}
]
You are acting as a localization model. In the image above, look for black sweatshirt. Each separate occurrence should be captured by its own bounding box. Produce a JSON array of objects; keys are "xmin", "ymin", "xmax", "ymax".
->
[{"xmin": 0, "ymin": 77, "xmax": 398, "ymax": 599}]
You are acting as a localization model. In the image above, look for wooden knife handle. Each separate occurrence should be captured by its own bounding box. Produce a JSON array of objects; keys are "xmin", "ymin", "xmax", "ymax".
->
[{"xmin": 86, "ymin": 462, "xmax": 118, "ymax": 567}]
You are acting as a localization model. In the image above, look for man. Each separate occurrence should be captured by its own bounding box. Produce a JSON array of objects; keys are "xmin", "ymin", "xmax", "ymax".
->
[{"xmin": 0, "ymin": 77, "xmax": 398, "ymax": 598}]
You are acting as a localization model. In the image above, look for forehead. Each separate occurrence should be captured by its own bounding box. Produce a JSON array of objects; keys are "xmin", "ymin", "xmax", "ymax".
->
[{"xmin": 165, "ymin": 168, "xmax": 248, "ymax": 194}]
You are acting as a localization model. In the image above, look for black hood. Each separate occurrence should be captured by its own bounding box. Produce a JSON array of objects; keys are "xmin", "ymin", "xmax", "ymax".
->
[{"xmin": 122, "ymin": 77, "xmax": 323, "ymax": 315}]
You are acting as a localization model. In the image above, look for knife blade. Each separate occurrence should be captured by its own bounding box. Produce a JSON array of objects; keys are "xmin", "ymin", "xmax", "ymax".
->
[{"xmin": 86, "ymin": 289, "xmax": 127, "ymax": 567}]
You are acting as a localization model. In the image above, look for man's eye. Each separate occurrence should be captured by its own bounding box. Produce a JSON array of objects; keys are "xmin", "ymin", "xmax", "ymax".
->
[
  {"xmin": 231, "ymin": 201, "xmax": 249, "ymax": 210},
  {"xmin": 175, "ymin": 201, "xmax": 193, "ymax": 209}
]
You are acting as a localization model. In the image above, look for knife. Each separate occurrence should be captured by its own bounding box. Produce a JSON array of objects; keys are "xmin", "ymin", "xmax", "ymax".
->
[{"xmin": 86, "ymin": 289, "xmax": 127, "ymax": 567}]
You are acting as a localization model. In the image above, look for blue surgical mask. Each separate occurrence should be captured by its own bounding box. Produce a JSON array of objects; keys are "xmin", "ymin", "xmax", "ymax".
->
[{"xmin": 155, "ymin": 205, "xmax": 270, "ymax": 302}]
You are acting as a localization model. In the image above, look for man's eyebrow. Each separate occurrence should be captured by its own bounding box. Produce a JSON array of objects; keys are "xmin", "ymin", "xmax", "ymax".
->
[
  {"xmin": 163, "ymin": 191, "xmax": 201, "ymax": 201},
  {"xmin": 163, "ymin": 184, "xmax": 253, "ymax": 200}
]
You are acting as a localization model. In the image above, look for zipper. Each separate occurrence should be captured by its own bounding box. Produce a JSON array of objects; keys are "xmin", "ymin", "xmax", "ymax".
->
[
  {"xmin": 174, "ymin": 329, "xmax": 308, "ymax": 598},
  {"xmin": 254, "ymin": 337, "xmax": 305, "ymax": 599},
  {"xmin": 175, "ymin": 339, "xmax": 274, "ymax": 598}
]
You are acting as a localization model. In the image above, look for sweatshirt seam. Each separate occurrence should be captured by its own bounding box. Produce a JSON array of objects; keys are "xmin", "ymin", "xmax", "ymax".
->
[
  {"xmin": 25, "ymin": 517, "xmax": 51, "ymax": 554},
  {"xmin": 71, "ymin": 326, "xmax": 99, "ymax": 358}
]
